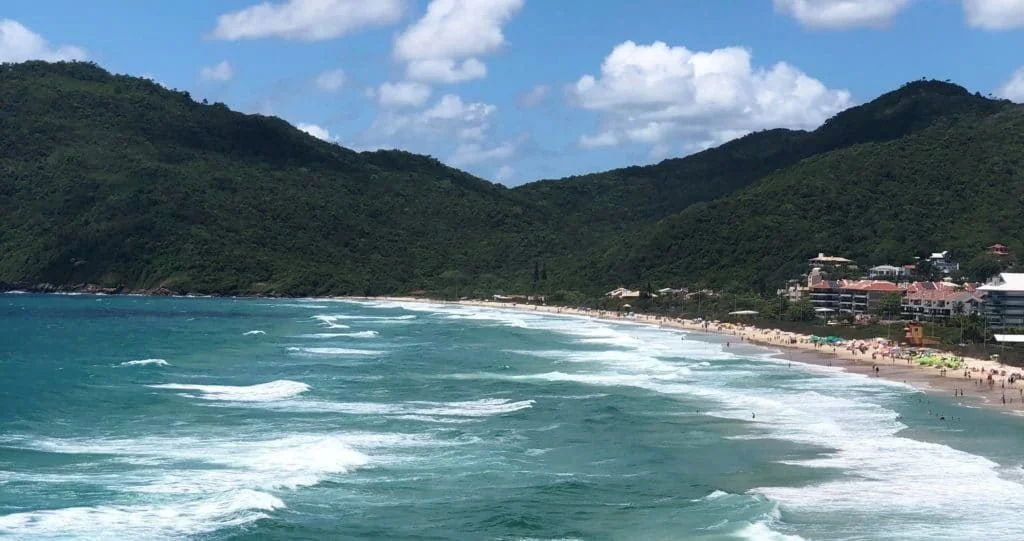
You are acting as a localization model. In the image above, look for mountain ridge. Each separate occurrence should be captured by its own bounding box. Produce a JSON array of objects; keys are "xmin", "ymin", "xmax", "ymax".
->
[{"xmin": 0, "ymin": 61, "xmax": 1019, "ymax": 297}]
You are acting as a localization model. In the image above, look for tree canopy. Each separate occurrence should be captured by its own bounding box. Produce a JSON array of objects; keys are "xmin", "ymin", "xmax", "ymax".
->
[{"xmin": 1, "ymin": 61, "xmax": 1021, "ymax": 298}]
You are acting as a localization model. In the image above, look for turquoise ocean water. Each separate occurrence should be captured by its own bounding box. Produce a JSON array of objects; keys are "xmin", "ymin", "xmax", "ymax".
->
[{"xmin": 2, "ymin": 294, "xmax": 1024, "ymax": 540}]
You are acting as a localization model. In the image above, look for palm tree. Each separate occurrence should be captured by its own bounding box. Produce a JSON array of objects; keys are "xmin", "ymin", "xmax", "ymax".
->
[{"xmin": 953, "ymin": 301, "xmax": 966, "ymax": 345}]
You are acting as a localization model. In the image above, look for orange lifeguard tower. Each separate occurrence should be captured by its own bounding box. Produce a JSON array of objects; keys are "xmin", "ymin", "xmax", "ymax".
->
[{"xmin": 903, "ymin": 322, "xmax": 939, "ymax": 347}]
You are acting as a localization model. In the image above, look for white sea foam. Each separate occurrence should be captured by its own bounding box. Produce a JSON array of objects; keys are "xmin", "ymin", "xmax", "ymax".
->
[
  {"xmin": 436, "ymin": 305, "xmax": 1024, "ymax": 540},
  {"xmin": 265, "ymin": 398, "xmax": 534, "ymax": 418},
  {"xmin": 0, "ymin": 431, "xmax": 409, "ymax": 538},
  {"xmin": 119, "ymin": 359, "xmax": 168, "ymax": 367},
  {"xmin": 243, "ymin": 330, "xmax": 266, "ymax": 336},
  {"xmin": 298, "ymin": 330, "xmax": 379, "ymax": 339},
  {"xmin": 148, "ymin": 380, "xmax": 309, "ymax": 402},
  {"xmin": 311, "ymin": 315, "xmax": 350, "ymax": 329},
  {"xmin": 693, "ymin": 489, "xmax": 730, "ymax": 502},
  {"xmin": 734, "ymin": 521, "xmax": 806, "ymax": 541},
  {"xmin": 272, "ymin": 303, "xmax": 329, "ymax": 309},
  {"xmin": 0, "ymin": 489, "xmax": 284, "ymax": 539},
  {"xmin": 287, "ymin": 347, "xmax": 381, "ymax": 356}
]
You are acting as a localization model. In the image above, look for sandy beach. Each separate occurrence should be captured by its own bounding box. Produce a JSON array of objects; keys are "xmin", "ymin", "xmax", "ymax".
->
[{"xmin": 360, "ymin": 296, "xmax": 1024, "ymax": 415}]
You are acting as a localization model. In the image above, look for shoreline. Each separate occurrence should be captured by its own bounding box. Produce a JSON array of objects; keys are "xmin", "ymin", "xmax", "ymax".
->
[
  {"xmin": 8, "ymin": 289, "xmax": 1023, "ymax": 415},
  {"xmin": 359, "ymin": 296, "xmax": 1024, "ymax": 415}
]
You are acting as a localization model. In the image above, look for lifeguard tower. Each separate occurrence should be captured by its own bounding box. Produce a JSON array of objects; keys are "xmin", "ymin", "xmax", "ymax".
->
[{"xmin": 903, "ymin": 322, "xmax": 939, "ymax": 347}]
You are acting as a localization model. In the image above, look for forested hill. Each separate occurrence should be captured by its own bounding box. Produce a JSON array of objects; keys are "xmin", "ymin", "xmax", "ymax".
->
[
  {"xmin": 0, "ymin": 61, "xmax": 1020, "ymax": 297},
  {"xmin": 601, "ymin": 96, "xmax": 1024, "ymax": 292},
  {"xmin": 0, "ymin": 61, "xmax": 555, "ymax": 295},
  {"xmin": 512, "ymin": 80, "xmax": 1009, "ymax": 236}
]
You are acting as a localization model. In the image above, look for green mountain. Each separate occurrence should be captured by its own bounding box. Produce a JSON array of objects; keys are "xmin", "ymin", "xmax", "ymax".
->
[
  {"xmin": 0, "ymin": 62, "xmax": 1020, "ymax": 297},
  {"xmin": 0, "ymin": 61, "xmax": 554, "ymax": 295},
  {"xmin": 607, "ymin": 84, "xmax": 1022, "ymax": 291}
]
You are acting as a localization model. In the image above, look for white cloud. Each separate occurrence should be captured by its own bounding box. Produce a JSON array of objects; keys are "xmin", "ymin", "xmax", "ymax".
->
[
  {"xmin": 199, "ymin": 60, "xmax": 235, "ymax": 82},
  {"xmin": 773, "ymin": 0, "xmax": 910, "ymax": 29},
  {"xmin": 406, "ymin": 58, "xmax": 487, "ymax": 84},
  {"xmin": 211, "ymin": 0, "xmax": 404, "ymax": 41},
  {"xmin": 495, "ymin": 165, "xmax": 515, "ymax": 182},
  {"xmin": 392, "ymin": 0, "xmax": 524, "ymax": 84},
  {"xmin": 450, "ymin": 138, "xmax": 518, "ymax": 166},
  {"xmin": 518, "ymin": 84, "xmax": 550, "ymax": 108},
  {"xmin": 369, "ymin": 93, "xmax": 497, "ymax": 141},
  {"xmin": 0, "ymin": 19, "xmax": 87, "ymax": 63},
  {"xmin": 296, "ymin": 122, "xmax": 332, "ymax": 140},
  {"xmin": 394, "ymin": 0, "xmax": 524, "ymax": 60},
  {"xmin": 315, "ymin": 68, "xmax": 346, "ymax": 91},
  {"xmin": 579, "ymin": 131, "xmax": 619, "ymax": 149},
  {"xmin": 378, "ymin": 81, "xmax": 432, "ymax": 108},
  {"xmin": 570, "ymin": 40, "xmax": 852, "ymax": 152},
  {"xmin": 997, "ymin": 66, "xmax": 1024, "ymax": 102},
  {"xmin": 964, "ymin": 0, "xmax": 1024, "ymax": 29}
]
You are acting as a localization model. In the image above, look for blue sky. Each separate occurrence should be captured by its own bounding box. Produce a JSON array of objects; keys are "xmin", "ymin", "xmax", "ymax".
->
[{"xmin": 3, "ymin": 0, "xmax": 1024, "ymax": 185}]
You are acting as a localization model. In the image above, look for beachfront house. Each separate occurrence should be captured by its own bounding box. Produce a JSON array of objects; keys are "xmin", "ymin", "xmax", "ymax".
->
[
  {"xmin": 928, "ymin": 251, "xmax": 960, "ymax": 275},
  {"xmin": 606, "ymin": 287, "xmax": 641, "ymax": 299},
  {"xmin": 979, "ymin": 273, "xmax": 1024, "ymax": 330},
  {"xmin": 868, "ymin": 264, "xmax": 909, "ymax": 280},
  {"xmin": 901, "ymin": 283, "xmax": 981, "ymax": 321},
  {"xmin": 809, "ymin": 279, "xmax": 901, "ymax": 315}
]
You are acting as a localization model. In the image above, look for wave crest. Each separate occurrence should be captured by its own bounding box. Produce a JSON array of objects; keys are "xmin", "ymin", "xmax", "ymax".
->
[
  {"xmin": 149, "ymin": 380, "xmax": 309, "ymax": 402},
  {"xmin": 119, "ymin": 359, "xmax": 168, "ymax": 367}
]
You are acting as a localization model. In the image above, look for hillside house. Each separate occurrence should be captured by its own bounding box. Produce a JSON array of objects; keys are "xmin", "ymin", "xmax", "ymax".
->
[
  {"xmin": 868, "ymin": 265, "xmax": 909, "ymax": 280},
  {"xmin": 928, "ymin": 251, "xmax": 960, "ymax": 275}
]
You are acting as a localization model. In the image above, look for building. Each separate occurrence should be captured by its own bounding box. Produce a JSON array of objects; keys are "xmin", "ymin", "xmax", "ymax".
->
[
  {"xmin": 988, "ymin": 243, "xmax": 1010, "ymax": 257},
  {"xmin": 979, "ymin": 273, "xmax": 1024, "ymax": 330},
  {"xmin": 928, "ymin": 251, "xmax": 960, "ymax": 275},
  {"xmin": 868, "ymin": 264, "xmax": 910, "ymax": 280},
  {"xmin": 809, "ymin": 279, "xmax": 901, "ymax": 314},
  {"xmin": 808, "ymin": 253, "xmax": 855, "ymax": 268},
  {"xmin": 901, "ymin": 283, "xmax": 981, "ymax": 321},
  {"xmin": 781, "ymin": 279, "xmax": 809, "ymax": 301},
  {"xmin": 605, "ymin": 287, "xmax": 641, "ymax": 299}
]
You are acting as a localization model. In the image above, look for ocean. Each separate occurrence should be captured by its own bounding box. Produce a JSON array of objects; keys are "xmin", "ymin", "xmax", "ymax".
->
[{"xmin": 2, "ymin": 294, "xmax": 1024, "ymax": 540}]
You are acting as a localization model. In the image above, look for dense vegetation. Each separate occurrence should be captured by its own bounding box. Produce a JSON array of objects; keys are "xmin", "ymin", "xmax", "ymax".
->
[{"xmin": 1, "ymin": 62, "xmax": 1022, "ymax": 298}]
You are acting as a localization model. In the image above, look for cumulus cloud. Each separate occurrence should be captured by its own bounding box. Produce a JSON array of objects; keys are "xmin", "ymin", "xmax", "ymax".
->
[
  {"xmin": 450, "ymin": 138, "xmax": 519, "ymax": 166},
  {"xmin": 773, "ymin": 0, "xmax": 910, "ymax": 29},
  {"xmin": 0, "ymin": 19, "xmax": 87, "ymax": 63},
  {"xmin": 579, "ymin": 131, "xmax": 619, "ymax": 149},
  {"xmin": 393, "ymin": 0, "xmax": 524, "ymax": 84},
  {"xmin": 997, "ymin": 66, "xmax": 1024, "ymax": 102},
  {"xmin": 315, "ymin": 68, "xmax": 346, "ymax": 91},
  {"xmin": 378, "ymin": 81, "xmax": 432, "ymax": 108},
  {"xmin": 518, "ymin": 84, "xmax": 550, "ymax": 108},
  {"xmin": 199, "ymin": 60, "xmax": 235, "ymax": 82},
  {"xmin": 211, "ymin": 0, "xmax": 404, "ymax": 41},
  {"xmin": 369, "ymin": 93, "xmax": 497, "ymax": 142},
  {"xmin": 570, "ymin": 40, "xmax": 852, "ymax": 153},
  {"xmin": 963, "ymin": 0, "xmax": 1024, "ymax": 29},
  {"xmin": 406, "ymin": 58, "xmax": 487, "ymax": 84},
  {"xmin": 495, "ymin": 165, "xmax": 515, "ymax": 182},
  {"xmin": 296, "ymin": 122, "xmax": 332, "ymax": 140}
]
